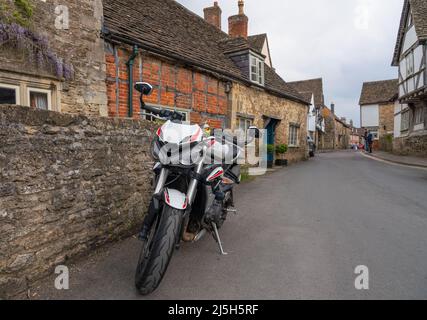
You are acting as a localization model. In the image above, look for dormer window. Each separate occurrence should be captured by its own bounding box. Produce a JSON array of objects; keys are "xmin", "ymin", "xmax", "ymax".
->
[{"xmin": 250, "ymin": 54, "xmax": 264, "ymax": 85}]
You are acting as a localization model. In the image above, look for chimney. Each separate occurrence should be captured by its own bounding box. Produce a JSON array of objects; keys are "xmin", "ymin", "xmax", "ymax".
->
[
  {"xmin": 204, "ymin": 1, "xmax": 222, "ymax": 30},
  {"xmin": 331, "ymin": 103, "xmax": 335, "ymax": 114},
  {"xmin": 228, "ymin": 0, "xmax": 248, "ymax": 39}
]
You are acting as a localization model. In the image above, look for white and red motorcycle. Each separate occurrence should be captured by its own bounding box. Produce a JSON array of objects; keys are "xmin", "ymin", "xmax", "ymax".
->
[{"xmin": 133, "ymin": 82, "xmax": 259, "ymax": 295}]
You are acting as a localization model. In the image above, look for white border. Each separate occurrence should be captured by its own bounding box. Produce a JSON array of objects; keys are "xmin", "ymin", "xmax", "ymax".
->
[
  {"xmin": 27, "ymin": 87, "xmax": 52, "ymax": 110},
  {"xmin": 0, "ymin": 83, "xmax": 21, "ymax": 105}
]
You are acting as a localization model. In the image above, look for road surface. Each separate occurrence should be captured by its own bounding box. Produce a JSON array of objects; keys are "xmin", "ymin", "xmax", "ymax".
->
[{"xmin": 33, "ymin": 151, "xmax": 427, "ymax": 300}]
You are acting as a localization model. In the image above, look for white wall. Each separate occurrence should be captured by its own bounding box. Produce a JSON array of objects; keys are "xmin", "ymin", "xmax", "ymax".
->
[
  {"xmin": 306, "ymin": 95, "xmax": 315, "ymax": 134},
  {"xmin": 402, "ymin": 25, "xmax": 418, "ymax": 54},
  {"xmin": 361, "ymin": 104, "xmax": 379, "ymax": 127},
  {"xmin": 262, "ymin": 40, "xmax": 272, "ymax": 67},
  {"xmin": 394, "ymin": 101, "xmax": 402, "ymax": 138}
]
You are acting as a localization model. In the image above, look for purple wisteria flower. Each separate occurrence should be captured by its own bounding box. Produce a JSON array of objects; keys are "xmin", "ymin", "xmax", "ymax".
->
[{"xmin": 0, "ymin": 23, "xmax": 74, "ymax": 80}]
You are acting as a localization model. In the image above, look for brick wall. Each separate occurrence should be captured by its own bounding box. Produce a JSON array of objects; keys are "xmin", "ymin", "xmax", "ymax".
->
[
  {"xmin": 104, "ymin": 44, "xmax": 229, "ymax": 129},
  {"xmin": 0, "ymin": 105, "xmax": 157, "ymax": 298}
]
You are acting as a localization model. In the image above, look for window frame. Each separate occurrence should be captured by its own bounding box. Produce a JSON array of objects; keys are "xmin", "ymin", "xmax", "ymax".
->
[
  {"xmin": 401, "ymin": 109, "xmax": 410, "ymax": 132},
  {"xmin": 236, "ymin": 116, "xmax": 253, "ymax": 133},
  {"xmin": 0, "ymin": 83, "xmax": 21, "ymax": 105},
  {"xmin": 27, "ymin": 87, "xmax": 52, "ymax": 110},
  {"xmin": 288, "ymin": 124, "xmax": 299, "ymax": 147},
  {"xmin": 414, "ymin": 107, "xmax": 423, "ymax": 125},
  {"xmin": 249, "ymin": 54, "xmax": 265, "ymax": 86},
  {"xmin": 405, "ymin": 51, "xmax": 415, "ymax": 78}
]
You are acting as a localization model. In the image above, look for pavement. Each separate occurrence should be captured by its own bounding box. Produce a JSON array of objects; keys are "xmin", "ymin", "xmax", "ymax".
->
[
  {"xmin": 30, "ymin": 151, "xmax": 427, "ymax": 300},
  {"xmin": 361, "ymin": 150, "xmax": 427, "ymax": 168}
]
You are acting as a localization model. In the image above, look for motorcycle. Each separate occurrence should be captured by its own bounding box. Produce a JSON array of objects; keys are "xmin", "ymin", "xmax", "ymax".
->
[{"xmin": 133, "ymin": 82, "xmax": 260, "ymax": 295}]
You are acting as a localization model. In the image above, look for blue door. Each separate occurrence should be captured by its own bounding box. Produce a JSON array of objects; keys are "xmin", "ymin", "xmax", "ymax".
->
[{"xmin": 266, "ymin": 120, "xmax": 278, "ymax": 162}]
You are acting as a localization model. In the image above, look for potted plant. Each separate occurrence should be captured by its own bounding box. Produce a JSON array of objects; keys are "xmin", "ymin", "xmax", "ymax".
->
[
  {"xmin": 267, "ymin": 144, "xmax": 275, "ymax": 168},
  {"xmin": 275, "ymin": 144, "xmax": 288, "ymax": 166}
]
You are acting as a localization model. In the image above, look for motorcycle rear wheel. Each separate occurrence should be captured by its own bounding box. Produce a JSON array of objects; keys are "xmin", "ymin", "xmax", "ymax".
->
[{"xmin": 135, "ymin": 205, "xmax": 182, "ymax": 295}]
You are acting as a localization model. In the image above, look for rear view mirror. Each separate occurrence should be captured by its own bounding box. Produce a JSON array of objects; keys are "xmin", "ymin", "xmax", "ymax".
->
[{"xmin": 135, "ymin": 82, "xmax": 153, "ymax": 95}]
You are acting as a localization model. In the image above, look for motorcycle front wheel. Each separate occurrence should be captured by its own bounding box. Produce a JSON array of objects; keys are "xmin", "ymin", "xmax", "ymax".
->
[{"xmin": 135, "ymin": 205, "xmax": 183, "ymax": 295}]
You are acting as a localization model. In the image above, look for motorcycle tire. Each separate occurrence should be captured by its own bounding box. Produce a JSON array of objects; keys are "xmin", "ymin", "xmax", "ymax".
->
[{"xmin": 135, "ymin": 205, "xmax": 182, "ymax": 295}]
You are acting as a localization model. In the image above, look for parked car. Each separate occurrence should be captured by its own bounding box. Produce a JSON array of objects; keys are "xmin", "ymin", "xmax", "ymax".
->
[{"xmin": 307, "ymin": 136, "xmax": 316, "ymax": 157}]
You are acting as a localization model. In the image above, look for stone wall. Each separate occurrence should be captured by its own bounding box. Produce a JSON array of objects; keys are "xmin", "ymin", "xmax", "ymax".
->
[
  {"xmin": 334, "ymin": 120, "xmax": 350, "ymax": 150},
  {"xmin": 105, "ymin": 44, "xmax": 229, "ymax": 128},
  {"xmin": 379, "ymin": 103, "xmax": 395, "ymax": 138},
  {"xmin": 321, "ymin": 108, "xmax": 335, "ymax": 150},
  {"xmin": 393, "ymin": 132, "xmax": 427, "ymax": 156},
  {"xmin": 231, "ymin": 83, "xmax": 308, "ymax": 164},
  {"xmin": 0, "ymin": 105, "xmax": 157, "ymax": 298},
  {"xmin": 0, "ymin": 0, "xmax": 107, "ymax": 116}
]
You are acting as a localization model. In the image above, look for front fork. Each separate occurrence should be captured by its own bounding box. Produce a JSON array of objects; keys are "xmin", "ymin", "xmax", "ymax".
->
[{"xmin": 139, "ymin": 155, "xmax": 205, "ymax": 240}]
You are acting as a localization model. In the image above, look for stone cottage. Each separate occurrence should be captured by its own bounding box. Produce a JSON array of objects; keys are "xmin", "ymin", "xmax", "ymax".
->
[
  {"xmin": 1, "ymin": 0, "xmax": 310, "ymax": 161},
  {"xmin": 0, "ymin": 0, "xmax": 107, "ymax": 116},
  {"xmin": 103, "ymin": 0, "xmax": 310, "ymax": 162},
  {"xmin": 359, "ymin": 79, "xmax": 399, "ymax": 151},
  {"xmin": 221, "ymin": 3, "xmax": 310, "ymax": 164},
  {"xmin": 288, "ymin": 78, "xmax": 327, "ymax": 150},
  {"xmin": 391, "ymin": 0, "xmax": 427, "ymax": 156},
  {"xmin": 318, "ymin": 103, "xmax": 351, "ymax": 150}
]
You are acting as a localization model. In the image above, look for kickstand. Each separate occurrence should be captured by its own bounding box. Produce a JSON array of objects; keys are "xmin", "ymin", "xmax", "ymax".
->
[{"xmin": 211, "ymin": 222, "xmax": 228, "ymax": 255}]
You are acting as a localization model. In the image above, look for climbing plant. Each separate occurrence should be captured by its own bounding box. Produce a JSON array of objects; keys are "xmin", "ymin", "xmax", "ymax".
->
[
  {"xmin": 0, "ymin": 0, "xmax": 74, "ymax": 79},
  {"xmin": 0, "ymin": 0, "xmax": 34, "ymax": 27}
]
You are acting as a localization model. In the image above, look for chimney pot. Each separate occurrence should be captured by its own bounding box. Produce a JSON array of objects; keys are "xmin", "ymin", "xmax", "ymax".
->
[
  {"xmin": 204, "ymin": 1, "xmax": 222, "ymax": 30},
  {"xmin": 228, "ymin": 0, "xmax": 248, "ymax": 38}
]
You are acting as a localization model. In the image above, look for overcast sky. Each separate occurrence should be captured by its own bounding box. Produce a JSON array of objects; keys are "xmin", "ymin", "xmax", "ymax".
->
[{"xmin": 177, "ymin": 0, "xmax": 404, "ymax": 127}]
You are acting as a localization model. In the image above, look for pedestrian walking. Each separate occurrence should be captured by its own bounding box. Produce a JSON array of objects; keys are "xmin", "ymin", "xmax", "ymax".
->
[
  {"xmin": 363, "ymin": 130, "xmax": 368, "ymax": 152},
  {"xmin": 367, "ymin": 131, "xmax": 374, "ymax": 153}
]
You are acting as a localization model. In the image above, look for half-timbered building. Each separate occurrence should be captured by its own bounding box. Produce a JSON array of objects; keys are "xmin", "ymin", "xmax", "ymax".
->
[{"xmin": 392, "ymin": 0, "xmax": 427, "ymax": 156}]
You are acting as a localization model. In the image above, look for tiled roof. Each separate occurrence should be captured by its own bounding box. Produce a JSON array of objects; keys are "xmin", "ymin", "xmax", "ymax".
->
[
  {"xmin": 103, "ymin": 0, "xmax": 308, "ymax": 104},
  {"xmin": 359, "ymin": 79, "xmax": 398, "ymax": 105},
  {"xmin": 392, "ymin": 0, "xmax": 427, "ymax": 66},
  {"xmin": 247, "ymin": 34, "xmax": 267, "ymax": 53},
  {"xmin": 288, "ymin": 78, "xmax": 325, "ymax": 108}
]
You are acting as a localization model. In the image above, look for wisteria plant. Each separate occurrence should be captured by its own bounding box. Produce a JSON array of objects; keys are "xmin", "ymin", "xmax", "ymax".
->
[{"xmin": 0, "ymin": 22, "xmax": 74, "ymax": 80}]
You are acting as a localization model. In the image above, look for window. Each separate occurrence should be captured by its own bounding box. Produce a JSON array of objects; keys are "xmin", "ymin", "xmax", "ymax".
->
[
  {"xmin": 370, "ymin": 131, "xmax": 379, "ymax": 140},
  {"xmin": 289, "ymin": 125, "xmax": 299, "ymax": 147},
  {"xmin": 0, "ymin": 75, "xmax": 58, "ymax": 110},
  {"xmin": 414, "ymin": 107, "xmax": 423, "ymax": 125},
  {"xmin": 250, "ymin": 55, "xmax": 264, "ymax": 85},
  {"xmin": 0, "ymin": 84, "xmax": 20, "ymax": 105},
  {"xmin": 236, "ymin": 117, "xmax": 253, "ymax": 132},
  {"xmin": 406, "ymin": 51, "xmax": 414, "ymax": 77},
  {"xmin": 28, "ymin": 88, "xmax": 51, "ymax": 110},
  {"xmin": 401, "ymin": 110, "xmax": 410, "ymax": 131}
]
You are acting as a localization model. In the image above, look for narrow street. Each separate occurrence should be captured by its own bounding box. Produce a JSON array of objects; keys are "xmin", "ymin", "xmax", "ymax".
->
[{"xmin": 33, "ymin": 151, "xmax": 427, "ymax": 300}]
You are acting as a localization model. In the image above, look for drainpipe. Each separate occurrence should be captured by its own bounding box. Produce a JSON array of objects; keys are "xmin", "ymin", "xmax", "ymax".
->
[{"xmin": 126, "ymin": 45, "xmax": 138, "ymax": 118}]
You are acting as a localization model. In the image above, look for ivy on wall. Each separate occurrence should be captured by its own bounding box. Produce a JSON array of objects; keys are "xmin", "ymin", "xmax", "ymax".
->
[
  {"xmin": 0, "ymin": 0, "xmax": 74, "ymax": 80},
  {"xmin": 0, "ymin": 0, "xmax": 34, "ymax": 27}
]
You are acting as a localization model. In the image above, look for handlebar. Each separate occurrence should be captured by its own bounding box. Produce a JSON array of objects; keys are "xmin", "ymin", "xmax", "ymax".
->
[{"xmin": 139, "ymin": 95, "xmax": 184, "ymax": 122}]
